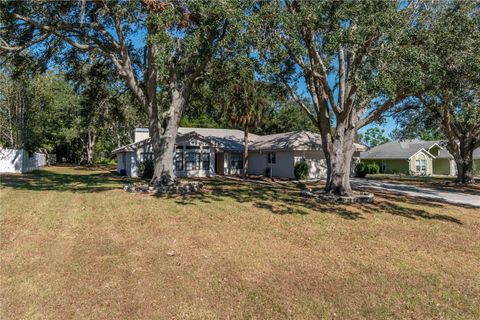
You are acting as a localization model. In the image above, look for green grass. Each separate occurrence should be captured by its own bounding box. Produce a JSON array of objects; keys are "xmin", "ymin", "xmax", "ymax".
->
[{"xmin": 1, "ymin": 166, "xmax": 479, "ymax": 319}]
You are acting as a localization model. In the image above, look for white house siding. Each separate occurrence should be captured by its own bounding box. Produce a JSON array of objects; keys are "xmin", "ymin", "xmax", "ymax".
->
[
  {"xmin": 293, "ymin": 150, "xmax": 327, "ymax": 180},
  {"xmin": 116, "ymin": 151, "xmax": 136, "ymax": 177},
  {"xmin": 248, "ymin": 152, "xmax": 268, "ymax": 176},
  {"xmin": 258, "ymin": 150, "xmax": 295, "ymax": 179},
  {"xmin": 117, "ymin": 153, "xmax": 125, "ymax": 174},
  {"xmin": 130, "ymin": 152, "xmax": 139, "ymax": 177},
  {"xmin": 0, "ymin": 148, "xmax": 48, "ymax": 173}
]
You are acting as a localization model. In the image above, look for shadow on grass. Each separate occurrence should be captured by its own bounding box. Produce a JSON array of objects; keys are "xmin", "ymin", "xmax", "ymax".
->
[
  {"xmin": 168, "ymin": 178, "xmax": 462, "ymax": 223},
  {"xmin": 356, "ymin": 189, "xmax": 463, "ymax": 224},
  {"xmin": 0, "ymin": 167, "xmax": 132, "ymax": 193},
  {"xmin": 0, "ymin": 169, "xmax": 464, "ymax": 223}
]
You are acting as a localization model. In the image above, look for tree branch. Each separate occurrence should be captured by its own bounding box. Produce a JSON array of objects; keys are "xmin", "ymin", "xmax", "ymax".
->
[
  {"xmin": 13, "ymin": 14, "xmax": 96, "ymax": 50},
  {"xmin": 283, "ymin": 80, "xmax": 317, "ymax": 124},
  {"xmin": 304, "ymin": 29, "xmax": 338, "ymax": 114},
  {"xmin": 337, "ymin": 44, "xmax": 346, "ymax": 111},
  {"xmin": 358, "ymin": 94, "xmax": 407, "ymax": 128},
  {"xmin": 0, "ymin": 33, "xmax": 50, "ymax": 52}
]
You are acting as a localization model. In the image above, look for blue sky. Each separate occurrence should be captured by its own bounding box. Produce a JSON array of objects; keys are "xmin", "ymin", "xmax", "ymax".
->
[{"xmin": 360, "ymin": 117, "xmax": 396, "ymax": 137}]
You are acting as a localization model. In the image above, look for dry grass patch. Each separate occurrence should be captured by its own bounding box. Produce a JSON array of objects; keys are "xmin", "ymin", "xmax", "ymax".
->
[{"xmin": 1, "ymin": 166, "xmax": 479, "ymax": 319}]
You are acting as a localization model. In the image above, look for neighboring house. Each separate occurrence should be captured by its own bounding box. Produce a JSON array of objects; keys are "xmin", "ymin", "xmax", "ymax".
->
[
  {"xmin": 113, "ymin": 127, "xmax": 366, "ymax": 179},
  {"xmin": 360, "ymin": 140, "xmax": 480, "ymax": 176}
]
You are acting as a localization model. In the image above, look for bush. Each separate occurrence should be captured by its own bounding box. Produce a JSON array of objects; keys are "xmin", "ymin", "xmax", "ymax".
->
[
  {"xmin": 139, "ymin": 159, "xmax": 154, "ymax": 179},
  {"xmin": 367, "ymin": 163, "xmax": 380, "ymax": 174},
  {"xmin": 356, "ymin": 162, "xmax": 369, "ymax": 178},
  {"xmin": 294, "ymin": 159, "xmax": 310, "ymax": 180}
]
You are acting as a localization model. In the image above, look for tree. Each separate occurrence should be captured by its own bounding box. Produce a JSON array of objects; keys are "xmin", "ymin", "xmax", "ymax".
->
[
  {"xmin": 219, "ymin": 56, "xmax": 271, "ymax": 179},
  {"xmin": 392, "ymin": 1, "xmax": 480, "ymax": 184},
  {"xmin": 430, "ymin": 90, "xmax": 479, "ymax": 184},
  {"xmin": 66, "ymin": 54, "xmax": 130, "ymax": 165},
  {"xmin": 425, "ymin": 1, "xmax": 479, "ymax": 184},
  {"xmin": 1, "ymin": 1, "xmax": 241, "ymax": 185},
  {"xmin": 390, "ymin": 109, "xmax": 444, "ymax": 141},
  {"xmin": 360, "ymin": 127, "xmax": 389, "ymax": 148},
  {"xmin": 255, "ymin": 1, "xmax": 430, "ymax": 195},
  {"xmin": 0, "ymin": 61, "xmax": 79, "ymax": 156},
  {"xmin": 259, "ymin": 100, "xmax": 317, "ymax": 135}
]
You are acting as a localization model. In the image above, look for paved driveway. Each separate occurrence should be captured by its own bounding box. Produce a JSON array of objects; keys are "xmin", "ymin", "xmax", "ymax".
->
[{"xmin": 351, "ymin": 179, "xmax": 480, "ymax": 208}]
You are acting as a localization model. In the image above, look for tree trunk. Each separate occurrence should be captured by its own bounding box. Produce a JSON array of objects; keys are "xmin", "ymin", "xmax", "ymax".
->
[
  {"xmin": 7, "ymin": 106, "xmax": 14, "ymax": 147},
  {"xmin": 85, "ymin": 130, "xmax": 96, "ymax": 166},
  {"xmin": 150, "ymin": 89, "xmax": 186, "ymax": 186},
  {"xmin": 443, "ymin": 128, "xmax": 477, "ymax": 184},
  {"xmin": 324, "ymin": 127, "xmax": 356, "ymax": 195},
  {"xmin": 454, "ymin": 150, "xmax": 475, "ymax": 184},
  {"xmin": 243, "ymin": 126, "xmax": 249, "ymax": 179}
]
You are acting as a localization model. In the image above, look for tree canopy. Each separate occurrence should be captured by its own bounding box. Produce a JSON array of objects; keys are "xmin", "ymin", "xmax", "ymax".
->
[
  {"xmin": 251, "ymin": 0, "xmax": 433, "ymax": 194},
  {"xmin": 1, "ymin": 0, "xmax": 478, "ymax": 189}
]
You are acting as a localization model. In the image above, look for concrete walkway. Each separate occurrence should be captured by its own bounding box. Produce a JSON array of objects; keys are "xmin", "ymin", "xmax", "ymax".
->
[{"xmin": 351, "ymin": 179, "xmax": 480, "ymax": 208}]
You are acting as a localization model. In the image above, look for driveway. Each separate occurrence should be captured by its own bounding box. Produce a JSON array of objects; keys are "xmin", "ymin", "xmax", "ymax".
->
[{"xmin": 351, "ymin": 179, "xmax": 480, "ymax": 208}]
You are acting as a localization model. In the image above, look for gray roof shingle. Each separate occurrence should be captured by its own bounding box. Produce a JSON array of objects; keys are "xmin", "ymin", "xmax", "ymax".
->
[
  {"xmin": 113, "ymin": 127, "xmax": 368, "ymax": 154},
  {"xmin": 360, "ymin": 140, "xmax": 439, "ymax": 159},
  {"xmin": 360, "ymin": 139, "xmax": 480, "ymax": 160}
]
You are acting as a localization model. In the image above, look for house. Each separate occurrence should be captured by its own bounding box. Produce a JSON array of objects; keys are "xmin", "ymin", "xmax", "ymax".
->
[
  {"xmin": 112, "ymin": 127, "xmax": 367, "ymax": 179},
  {"xmin": 360, "ymin": 140, "xmax": 480, "ymax": 176}
]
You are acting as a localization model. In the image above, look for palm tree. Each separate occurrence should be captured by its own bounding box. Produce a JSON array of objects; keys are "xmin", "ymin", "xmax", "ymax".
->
[
  {"xmin": 223, "ymin": 57, "xmax": 269, "ymax": 179},
  {"xmin": 230, "ymin": 92, "xmax": 265, "ymax": 179}
]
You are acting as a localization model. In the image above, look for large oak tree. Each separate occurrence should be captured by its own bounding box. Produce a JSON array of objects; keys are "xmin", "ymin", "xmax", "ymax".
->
[
  {"xmin": 1, "ymin": 0, "xmax": 242, "ymax": 185},
  {"xmin": 393, "ymin": 1, "xmax": 480, "ymax": 183},
  {"xmin": 255, "ymin": 0, "xmax": 430, "ymax": 195}
]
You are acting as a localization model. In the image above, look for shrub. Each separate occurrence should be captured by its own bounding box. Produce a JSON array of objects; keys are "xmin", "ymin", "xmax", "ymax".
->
[
  {"xmin": 139, "ymin": 159, "xmax": 154, "ymax": 179},
  {"xmin": 294, "ymin": 159, "xmax": 310, "ymax": 180},
  {"xmin": 356, "ymin": 162, "xmax": 369, "ymax": 178},
  {"xmin": 367, "ymin": 163, "xmax": 380, "ymax": 174}
]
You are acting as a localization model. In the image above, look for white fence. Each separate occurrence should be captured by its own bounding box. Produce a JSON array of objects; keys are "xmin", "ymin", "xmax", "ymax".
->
[{"xmin": 0, "ymin": 148, "xmax": 54, "ymax": 173}]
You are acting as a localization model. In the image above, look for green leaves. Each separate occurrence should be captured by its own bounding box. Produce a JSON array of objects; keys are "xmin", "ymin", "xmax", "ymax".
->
[{"xmin": 360, "ymin": 127, "xmax": 390, "ymax": 148}]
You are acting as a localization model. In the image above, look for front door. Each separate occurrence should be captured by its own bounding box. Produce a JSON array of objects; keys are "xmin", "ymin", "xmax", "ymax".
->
[{"xmin": 215, "ymin": 153, "xmax": 224, "ymax": 175}]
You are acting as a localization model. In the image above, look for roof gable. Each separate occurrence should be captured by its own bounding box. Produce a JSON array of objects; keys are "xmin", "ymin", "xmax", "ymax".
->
[{"xmin": 408, "ymin": 148, "xmax": 436, "ymax": 160}]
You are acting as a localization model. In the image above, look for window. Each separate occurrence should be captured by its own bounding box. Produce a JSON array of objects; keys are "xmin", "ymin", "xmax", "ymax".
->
[
  {"xmin": 185, "ymin": 152, "xmax": 201, "ymax": 170},
  {"xmin": 267, "ymin": 152, "xmax": 276, "ymax": 164},
  {"xmin": 186, "ymin": 145, "xmax": 200, "ymax": 150},
  {"xmin": 230, "ymin": 153, "xmax": 243, "ymax": 169},
  {"xmin": 175, "ymin": 151, "xmax": 184, "ymax": 171},
  {"xmin": 202, "ymin": 153, "xmax": 210, "ymax": 170},
  {"xmin": 415, "ymin": 159, "xmax": 426, "ymax": 172},
  {"xmin": 141, "ymin": 152, "xmax": 154, "ymax": 161}
]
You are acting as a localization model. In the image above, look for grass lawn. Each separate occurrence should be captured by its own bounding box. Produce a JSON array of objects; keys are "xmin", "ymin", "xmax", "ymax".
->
[{"xmin": 1, "ymin": 166, "xmax": 479, "ymax": 319}]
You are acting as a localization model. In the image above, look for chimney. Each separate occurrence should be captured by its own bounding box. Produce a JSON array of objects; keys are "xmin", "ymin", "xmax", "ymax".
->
[{"xmin": 134, "ymin": 128, "xmax": 149, "ymax": 143}]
